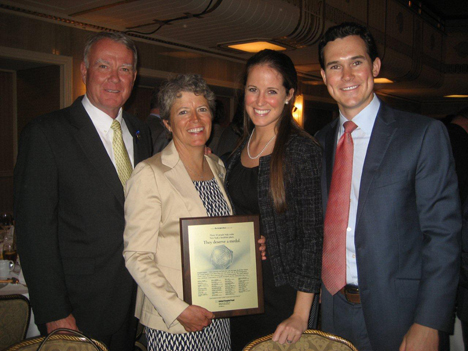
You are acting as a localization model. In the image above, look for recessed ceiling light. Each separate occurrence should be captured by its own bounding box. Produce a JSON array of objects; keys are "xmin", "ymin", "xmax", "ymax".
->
[
  {"xmin": 374, "ymin": 78, "xmax": 393, "ymax": 83},
  {"xmin": 227, "ymin": 41, "xmax": 286, "ymax": 53}
]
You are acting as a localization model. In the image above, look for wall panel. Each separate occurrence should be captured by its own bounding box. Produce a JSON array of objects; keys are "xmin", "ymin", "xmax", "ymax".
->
[{"xmin": 0, "ymin": 70, "xmax": 14, "ymax": 213}]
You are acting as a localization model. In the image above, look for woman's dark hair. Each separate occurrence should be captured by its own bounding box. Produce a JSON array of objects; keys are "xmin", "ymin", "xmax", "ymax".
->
[
  {"xmin": 318, "ymin": 22, "xmax": 379, "ymax": 69},
  {"xmin": 240, "ymin": 49, "xmax": 311, "ymax": 213}
]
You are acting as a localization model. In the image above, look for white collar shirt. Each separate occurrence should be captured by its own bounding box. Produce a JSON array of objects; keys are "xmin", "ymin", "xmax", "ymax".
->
[
  {"xmin": 82, "ymin": 94, "xmax": 135, "ymax": 168},
  {"xmin": 336, "ymin": 94, "xmax": 380, "ymax": 285}
]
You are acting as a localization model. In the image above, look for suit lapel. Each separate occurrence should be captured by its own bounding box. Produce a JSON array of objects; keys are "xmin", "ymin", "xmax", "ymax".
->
[
  {"xmin": 161, "ymin": 142, "xmax": 207, "ymax": 218},
  {"xmin": 324, "ymin": 119, "xmax": 340, "ymax": 194},
  {"xmin": 356, "ymin": 103, "xmax": 397, "ymax": 225},
  {"xmin": 67, "ymin": 98, "xmax": 124, "ymax": 204},
  {"xmin": 123, "ymin": 112, "xmax": 145, "ymax": 165}
]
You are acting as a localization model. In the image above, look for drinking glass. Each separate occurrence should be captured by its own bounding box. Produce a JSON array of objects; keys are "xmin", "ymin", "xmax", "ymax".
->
[{"xmin": 2, "ymin": 241, "xmax": 17, "ymax": 263}]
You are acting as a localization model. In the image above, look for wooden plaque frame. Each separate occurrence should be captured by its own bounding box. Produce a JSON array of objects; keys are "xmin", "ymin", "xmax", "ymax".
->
[{"xmin": 180, "ymin": 215, "xmax": 264, "ymax": 318}]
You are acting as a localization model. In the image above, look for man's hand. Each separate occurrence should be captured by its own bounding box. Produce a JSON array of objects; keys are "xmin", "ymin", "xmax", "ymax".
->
[
  {"xmin": 258, "ymin": 235, "xmax": 267, "ymax": 260},
  {"xmin": 177, "ymin": 305, "xmax": 215, "ymax": 332},
  {"xmin": 399, "ymin": 323, "xmax": 439, "ymax": 351},
  {"xmin": 46, "ymin": 314, "xmax": 79, "ymax": 334}
]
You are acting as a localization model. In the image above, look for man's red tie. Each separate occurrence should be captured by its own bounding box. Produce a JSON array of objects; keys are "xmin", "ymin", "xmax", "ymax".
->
[{"xmin": 322, "ymin": 121, "xmax": 357, "ymax": 295}]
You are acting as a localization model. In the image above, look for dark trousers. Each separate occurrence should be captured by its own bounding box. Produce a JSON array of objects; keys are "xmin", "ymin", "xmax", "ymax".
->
[
  {"xmin": 438, "ymin": 331, "xmax": 450, "ymax": 351},
  {"xmin": 321, "ymin": 292, "xmax": 373, "ymax": 351},
  {"xmin": 92, "ymin": 315, "xmax": 138, "ymax": 351},
  {"xmin": 321, "ymin": 292, "xmax": 450, "ymax": 351}
]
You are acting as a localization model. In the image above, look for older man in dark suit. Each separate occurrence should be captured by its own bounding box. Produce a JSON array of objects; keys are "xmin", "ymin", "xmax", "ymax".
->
[
  {"xmin": 14, "ymin": 32, "xmax": 152, "ymax": 350},
  {"xmin": 316, "ymin": 22, "xmax": 461, "ymax": 351}
]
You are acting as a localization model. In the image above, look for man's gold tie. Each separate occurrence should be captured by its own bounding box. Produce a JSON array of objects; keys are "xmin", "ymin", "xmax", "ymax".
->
[{"xmin": 111, "ymin": 120, "xmax": 133, "ymax": 186}]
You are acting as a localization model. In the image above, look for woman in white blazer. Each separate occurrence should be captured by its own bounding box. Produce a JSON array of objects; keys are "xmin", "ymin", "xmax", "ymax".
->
[{"xmin": 123, "ymin": 74, "xmax": 233, "ymax": 351}]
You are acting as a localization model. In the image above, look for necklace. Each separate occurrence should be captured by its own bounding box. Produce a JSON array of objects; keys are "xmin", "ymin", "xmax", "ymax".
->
[
  {"xmin": 183, "ymin": 159, "xmax": 206, "ymax": 180},
  {"xmin": 247, "ymin": 128, "xmax": 276, "ymax": 159}
]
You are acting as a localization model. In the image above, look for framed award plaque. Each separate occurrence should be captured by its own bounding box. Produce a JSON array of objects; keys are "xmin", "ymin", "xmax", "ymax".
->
[{"xmin": 180, "ymin": 215, "xmax": 264, "ymax": 318}]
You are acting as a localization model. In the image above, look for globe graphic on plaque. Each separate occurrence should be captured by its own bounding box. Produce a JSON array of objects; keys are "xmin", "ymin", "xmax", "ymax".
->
[{"xmin": 210, "ymin": 245, "xmax": 233, "ymax": 269}]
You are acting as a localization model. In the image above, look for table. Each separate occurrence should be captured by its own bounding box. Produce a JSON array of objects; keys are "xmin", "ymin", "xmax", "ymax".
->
[{"xmin": 0, "ymin": 266, "xmax": 40, "ymax": 338}]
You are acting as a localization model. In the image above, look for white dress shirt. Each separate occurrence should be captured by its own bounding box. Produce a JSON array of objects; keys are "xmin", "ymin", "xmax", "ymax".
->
[
  {"xmin": 82, "ymin": 94, "xmax": 135, "ymax": 168},
  {"xmin": 336, "ymin": 94, "xmax": 380, "ymax": 285}
]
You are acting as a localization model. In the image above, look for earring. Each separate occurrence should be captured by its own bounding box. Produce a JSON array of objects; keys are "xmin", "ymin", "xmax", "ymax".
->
[{"xmin": 285, "ymin": 101, "xmax": 289, "ymax": 105}]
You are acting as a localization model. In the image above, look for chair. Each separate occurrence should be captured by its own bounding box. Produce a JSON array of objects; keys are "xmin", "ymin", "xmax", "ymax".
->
[
  {"xmin": 243, "ymin": 329, "xmax": 358, "ymax": 351},
  {"xmin": 134, "ymin": 322, "xmax": 147, "ymax": 351},
  {"xmin": 0, "ymin": 294, "xmax": 31, "ymax": 349},
  {"xmin": 5, "ymin": 329, "xmax": 109, "ymax": 351}
]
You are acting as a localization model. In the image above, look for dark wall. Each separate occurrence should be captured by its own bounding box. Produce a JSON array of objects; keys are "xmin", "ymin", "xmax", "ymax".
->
[
  {"xmin": 17, "ymin": 65, "xmax": 61, "ymax": 136},
  {"xmin": 0, "ymin": 71, "xmax": 15, "ymax": 214}
]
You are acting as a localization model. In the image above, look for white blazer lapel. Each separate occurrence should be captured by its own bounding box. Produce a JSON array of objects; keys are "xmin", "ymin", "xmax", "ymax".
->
[{"xmin": 161, "ymin": 142, "xmax": 207, "ymax": 218}]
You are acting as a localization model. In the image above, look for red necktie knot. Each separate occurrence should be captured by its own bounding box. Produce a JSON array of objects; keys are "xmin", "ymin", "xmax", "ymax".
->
[{"xmin": 343, "ymin": 120, "xmax": 357, "ymax": 134}]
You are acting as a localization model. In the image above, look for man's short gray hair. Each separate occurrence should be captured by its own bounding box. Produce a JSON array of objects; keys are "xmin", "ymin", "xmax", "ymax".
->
[
  {"xmin": 158, "ymin": 74, "xmax": 216, "ymax": 121},
  {"xmin": 83, "ymin": 32, "xmax": 138, "ymax": 70}
]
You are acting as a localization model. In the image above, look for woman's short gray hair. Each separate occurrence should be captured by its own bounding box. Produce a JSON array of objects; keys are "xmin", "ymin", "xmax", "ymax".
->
[{"xmin": 158, "ymin": 74, "xmax": 216, "ymax": 121}]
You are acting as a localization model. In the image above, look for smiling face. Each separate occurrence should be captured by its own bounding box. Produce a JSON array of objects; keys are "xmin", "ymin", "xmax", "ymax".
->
[
  {"xmin": 244, "ymin": 64, "xmax": 294, "ymax": 133},
  {"xmin": 164, "ymin": 91, "xmax": 212, "ymax": 151},
  {"xmin": 321, "ymin": 35, "xmax": 381, "ymax": 120},
  {"xmin": 80, "ymin": 38, "xmax": 136, "ymax": 118}
]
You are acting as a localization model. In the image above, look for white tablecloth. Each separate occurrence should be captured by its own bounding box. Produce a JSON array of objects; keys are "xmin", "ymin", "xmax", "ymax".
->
[{"xmin": 0, "ymin": 267, "xmax": 40, "ymax": 338}]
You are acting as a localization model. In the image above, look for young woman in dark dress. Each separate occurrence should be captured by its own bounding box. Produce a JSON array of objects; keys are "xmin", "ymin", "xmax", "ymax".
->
[{"xmin": 225, "ymin": 49, "xmax": 324, "ymax": 350}]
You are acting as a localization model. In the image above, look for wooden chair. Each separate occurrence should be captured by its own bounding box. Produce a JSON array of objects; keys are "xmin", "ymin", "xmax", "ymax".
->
[
  {"xmin": 0, "ymin": 294, "xmax": 31, "ymax": 349},
  {"xmin": 243, "ymin": 329, "xmax": 358, "ymax": 351}
]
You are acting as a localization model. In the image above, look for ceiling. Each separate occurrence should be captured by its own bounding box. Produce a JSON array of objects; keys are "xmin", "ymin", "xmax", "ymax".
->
[
  {"xmin": 421, "ymin": 0, "xmax": 468, "ymax": 20},
  {"xmin": 0, "ymin": 0, "xmax": 467, "ymax": 104}
]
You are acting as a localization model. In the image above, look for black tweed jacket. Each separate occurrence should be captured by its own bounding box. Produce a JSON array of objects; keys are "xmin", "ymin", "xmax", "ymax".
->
[{"xmin": 225, "ymin": 133, "xmax": 323, "ymax": 293}]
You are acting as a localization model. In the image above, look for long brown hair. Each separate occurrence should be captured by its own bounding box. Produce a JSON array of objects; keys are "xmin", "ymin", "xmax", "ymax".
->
[{"xmin": 240, "ymin": 49, "xmax": 310, "ymax": 213}]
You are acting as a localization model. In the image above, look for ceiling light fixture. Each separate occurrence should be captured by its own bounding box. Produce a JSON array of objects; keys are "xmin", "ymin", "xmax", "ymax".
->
[
  {"xmin": 221, "ymin": 41, "xmax": 287, "ymax": 53},
  {"xmin": 374, "ymin": 78, "xmax": 394, "ymax": 84}
]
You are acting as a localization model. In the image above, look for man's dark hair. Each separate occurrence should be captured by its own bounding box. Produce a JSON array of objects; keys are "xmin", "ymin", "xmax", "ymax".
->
[{"xmin": 318, "ymin": 22, "xmax": 379, "ymax": 69}]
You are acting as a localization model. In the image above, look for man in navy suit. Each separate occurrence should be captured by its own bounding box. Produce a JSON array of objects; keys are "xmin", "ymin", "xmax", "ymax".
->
[
  {"xmin": 315, "ymin": 22, "xmax": 461, "ymax": 351},
  {"xmin": 14, "ymin": 32, "xmax": 152, "ymax": 350}
]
